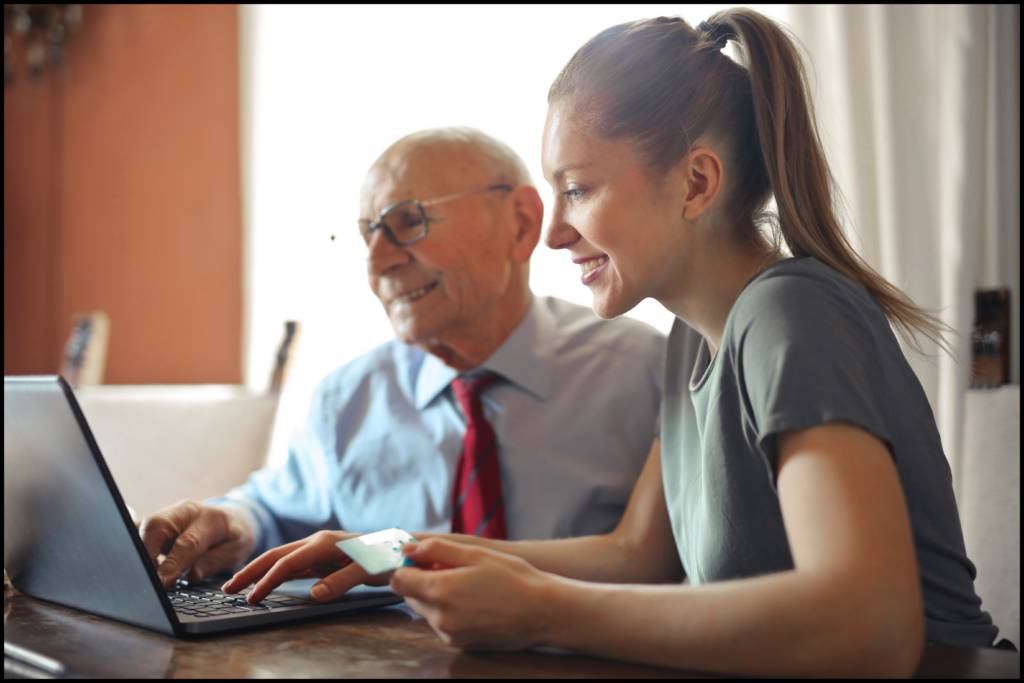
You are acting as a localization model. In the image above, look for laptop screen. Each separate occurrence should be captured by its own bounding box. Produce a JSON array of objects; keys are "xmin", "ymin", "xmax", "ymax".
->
[{"xmin": 4, "ymin": 376, "xmax": 177, "ymax": 634}]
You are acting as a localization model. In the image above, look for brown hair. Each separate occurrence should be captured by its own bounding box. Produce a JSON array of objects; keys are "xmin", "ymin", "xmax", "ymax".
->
[{"xmin": 548, "ymin": 9, "xmax": 950, "ymax": 355}]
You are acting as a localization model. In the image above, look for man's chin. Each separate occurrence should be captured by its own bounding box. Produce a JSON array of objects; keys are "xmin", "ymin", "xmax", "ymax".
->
[
  {"xmin": 390, "ymin": 319, "xmax": 439, "ymax": 348},
  {"xmin": 390, "ymin": 325, "xmax": 463, "ymax": 366}
]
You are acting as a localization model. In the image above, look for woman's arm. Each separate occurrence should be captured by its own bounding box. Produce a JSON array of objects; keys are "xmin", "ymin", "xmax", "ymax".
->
[
  {"xmin": 225, "ymin": 439, "xmax": 680, "ymax": 601},
  {"xmin": 393, "ymin": 423, "xmax": 925, "ymax": 677},
  {"xmin": 443, "ymin": 438, "xmax": 682, "ymax": 584}
]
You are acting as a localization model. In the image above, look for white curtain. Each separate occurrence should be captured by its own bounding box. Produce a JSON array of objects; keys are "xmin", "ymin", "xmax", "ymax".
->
[{"xmin": 785, "ymin": 4, "xmax": 1020, "ymax": 484}]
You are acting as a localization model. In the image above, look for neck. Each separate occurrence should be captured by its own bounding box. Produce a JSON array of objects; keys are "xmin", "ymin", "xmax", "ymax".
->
[
  {"xmin": 662, "ymin": 238, "xmax": 780, "ymax": 356},
  {"xmin": 422, "ymin": 289, "xmax": 534, "ymax": 372}
]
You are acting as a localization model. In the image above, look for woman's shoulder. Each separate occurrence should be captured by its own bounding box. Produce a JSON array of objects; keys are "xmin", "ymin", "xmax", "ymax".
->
[
  {"xmin": 742, "ymin": 257, "xmax": 875, "ymax": 312},
  {"xmin": 727, "ymin": 257, "xmax": 887, "ymax": 346},
  {"xmin": 750, "ymin": 256, "xmax": 869, "ymax": 299}
]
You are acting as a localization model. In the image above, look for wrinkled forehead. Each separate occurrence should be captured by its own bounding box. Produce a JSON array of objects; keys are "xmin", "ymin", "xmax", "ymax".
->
[{"xmin": 360, "ymin": 142, "xmax": 494, "ymax": 217}]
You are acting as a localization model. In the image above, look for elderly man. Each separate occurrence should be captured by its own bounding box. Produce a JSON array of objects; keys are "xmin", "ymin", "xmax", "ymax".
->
[{"xmin": 141, "ymin": 127, "xmax": 664, "ymax": 590}]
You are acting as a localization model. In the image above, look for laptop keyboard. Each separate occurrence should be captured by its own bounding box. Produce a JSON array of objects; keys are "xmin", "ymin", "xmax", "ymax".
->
[{"xmin": 169, "ymin": 579, "xmax": 309, "ymax": 618}]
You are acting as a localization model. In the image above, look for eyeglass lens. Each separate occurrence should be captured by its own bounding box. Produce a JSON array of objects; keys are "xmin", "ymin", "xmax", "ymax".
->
[{"xmin": 359, "ymin": 200, "xmax": 427, "ymax": 246}]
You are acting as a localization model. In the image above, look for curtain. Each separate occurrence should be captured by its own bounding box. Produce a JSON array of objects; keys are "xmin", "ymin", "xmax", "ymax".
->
[{"xmin": 784, "ymin": 4, "xmax": 1020, "ymax": 485}]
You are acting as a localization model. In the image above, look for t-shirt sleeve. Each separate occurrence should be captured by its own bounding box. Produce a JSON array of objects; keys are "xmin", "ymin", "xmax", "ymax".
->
[{"xmin": 731, "ymin": 274, "xmax": 893, "ymax": 483}]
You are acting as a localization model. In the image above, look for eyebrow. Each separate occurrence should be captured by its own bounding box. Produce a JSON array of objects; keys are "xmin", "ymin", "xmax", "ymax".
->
[{"xmin": 552, "ymin": 162, "xmax": 593, "ymax": 183}]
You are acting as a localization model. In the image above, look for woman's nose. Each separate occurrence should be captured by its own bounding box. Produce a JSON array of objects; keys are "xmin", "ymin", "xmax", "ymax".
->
[{"xmin": 543, "ymin": 208, "xmax": 580, "ymax": 251}]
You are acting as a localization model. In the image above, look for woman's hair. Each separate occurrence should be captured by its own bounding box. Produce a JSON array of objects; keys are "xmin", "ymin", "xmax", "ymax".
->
[{"xmin": 548, "ymin": 9, "xmax": 950, "ymax": 355}]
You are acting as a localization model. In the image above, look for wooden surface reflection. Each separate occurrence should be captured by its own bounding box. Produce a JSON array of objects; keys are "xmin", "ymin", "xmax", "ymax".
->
[
  {"xmin": 3, "ymin": 586, "xmax": 1019, "ymax": 678},
  {"xmin": 3, "ymin": 587, "xmax": 691, "ymax": 678}
]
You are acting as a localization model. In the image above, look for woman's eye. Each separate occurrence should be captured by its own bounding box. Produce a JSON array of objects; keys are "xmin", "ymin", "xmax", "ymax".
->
[{"xmin": 562, "ymin": 187, "xmax": 585, "ymax": 200}]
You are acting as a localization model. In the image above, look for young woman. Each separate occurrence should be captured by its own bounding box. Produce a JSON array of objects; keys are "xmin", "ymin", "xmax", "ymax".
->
[{"xmin": 224, "ymin": 9, "xmax": 1002, "ymax": 676}]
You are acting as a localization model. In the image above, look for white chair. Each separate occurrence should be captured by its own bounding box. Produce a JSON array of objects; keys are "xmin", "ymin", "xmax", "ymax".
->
[
  {"xmin": 76, "ymin": 385, "xmax": 278, "ymax": 520},
  {"xmin": 957, "ymin": 385, "xmax": 1020, "ymax": 649}
]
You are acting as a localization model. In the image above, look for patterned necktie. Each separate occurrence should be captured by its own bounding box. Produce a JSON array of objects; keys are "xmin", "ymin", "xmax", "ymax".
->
[{"xmin": 449, "ymin": 371, "xmax": 507, "ymax": 539}]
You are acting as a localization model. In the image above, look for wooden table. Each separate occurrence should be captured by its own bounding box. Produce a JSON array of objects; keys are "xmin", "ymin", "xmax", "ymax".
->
[{"xmin": 3, "ymin": 587, "xmax": 1019, "ymax": 678}]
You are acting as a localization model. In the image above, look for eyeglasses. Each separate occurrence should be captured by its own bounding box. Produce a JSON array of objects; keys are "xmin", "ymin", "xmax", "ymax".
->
[{"xmin": 352, "ymin": 184, "xmax": 513, "ymax": 247}]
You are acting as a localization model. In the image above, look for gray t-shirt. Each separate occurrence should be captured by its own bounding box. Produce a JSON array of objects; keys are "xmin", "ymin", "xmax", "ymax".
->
[{"xmin": 660, "ymin": 256, "xmax": 998, "ymax": 648}]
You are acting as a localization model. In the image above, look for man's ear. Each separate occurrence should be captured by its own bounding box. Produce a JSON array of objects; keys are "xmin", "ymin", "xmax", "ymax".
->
[
  {"xmin": 509, "ymin": 185, "xmax": 543, "ymax": 263},
  {"xmin": 680, "ymin": 147, "xmax": 724, "ymax": 221}
]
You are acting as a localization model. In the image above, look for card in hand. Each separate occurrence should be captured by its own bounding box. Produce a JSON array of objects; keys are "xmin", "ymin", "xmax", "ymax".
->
[{"xmin": 337, "ymin": 528, "xmax": 417, "ymax": 575}]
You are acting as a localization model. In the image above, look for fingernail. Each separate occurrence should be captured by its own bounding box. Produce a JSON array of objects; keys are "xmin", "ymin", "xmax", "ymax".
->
[{"xmin": 311, "ymin": 583, "xmax": 330, "ymax": 600}]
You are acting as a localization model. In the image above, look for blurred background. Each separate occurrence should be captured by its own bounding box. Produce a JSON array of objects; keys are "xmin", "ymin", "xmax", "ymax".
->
[
  {"xmin": 3, "ymin": 2, "xmax": 1020, "ymax": 647},
  {"xmin": 4, "ymin": 2, "xmax": 1019, "ymax": 449}
]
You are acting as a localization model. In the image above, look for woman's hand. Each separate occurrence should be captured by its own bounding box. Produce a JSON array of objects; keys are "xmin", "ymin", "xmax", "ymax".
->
[
  {"xmin": 390, "ymin": 537, "xmax": 558, "ymax": 651},
  {"xmin": 221, "ymin": 530, "xmax": 385, "ymax": 603}
]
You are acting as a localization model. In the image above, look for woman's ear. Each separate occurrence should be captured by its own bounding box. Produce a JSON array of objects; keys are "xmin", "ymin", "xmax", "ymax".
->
[
  {"xmin": 509, "ymin": 185, "xmax": 543, "ymax": 263},
  {"xmin": 680, "ymin": 147, "xmax": 724, "ymax": 220}
]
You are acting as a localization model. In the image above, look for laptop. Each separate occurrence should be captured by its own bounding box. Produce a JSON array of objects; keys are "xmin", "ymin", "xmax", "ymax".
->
[{"xmin": 3, "ymin": 375, "xmax": 403, "ymax": 636}]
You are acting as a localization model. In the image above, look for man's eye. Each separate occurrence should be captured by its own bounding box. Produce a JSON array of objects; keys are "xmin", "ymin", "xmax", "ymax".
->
[
  {"xmin": 392, "ymin": 211, "xmax": 425, "ymax": 233},
  {"xmin": 562, "ymin": 188, "xmax": 585, "ymax": 200}
]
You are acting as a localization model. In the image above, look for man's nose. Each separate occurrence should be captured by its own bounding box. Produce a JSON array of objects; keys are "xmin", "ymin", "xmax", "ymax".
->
[{"xmin": 366, "ymin": 230, "xmax": 410, "ymax": 275}]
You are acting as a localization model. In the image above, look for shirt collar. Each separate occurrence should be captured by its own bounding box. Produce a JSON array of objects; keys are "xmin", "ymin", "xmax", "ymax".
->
[{"xmin": 413, "ymin": 295, "xmax": 555, "ymax": 409}]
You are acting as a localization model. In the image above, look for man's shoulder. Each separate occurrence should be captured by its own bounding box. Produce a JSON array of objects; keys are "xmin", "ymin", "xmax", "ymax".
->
[
  {"xmin": 313, "ymin": 339, "xmax": 419, "ymax": 397},
  {"xmin": 539, "ymin": 296, "xmax": 666, "ymax": 359}
]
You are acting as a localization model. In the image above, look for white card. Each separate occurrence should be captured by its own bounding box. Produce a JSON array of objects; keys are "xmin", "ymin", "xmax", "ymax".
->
[{"xmin": 336, "ymin": 528, "xmax": 417, "ymax": 575}]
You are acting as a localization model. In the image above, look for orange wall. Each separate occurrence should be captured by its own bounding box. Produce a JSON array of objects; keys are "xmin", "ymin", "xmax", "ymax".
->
[{"xmin": 4, "ymin": 4, "xmax": 241, "ymax": 384}]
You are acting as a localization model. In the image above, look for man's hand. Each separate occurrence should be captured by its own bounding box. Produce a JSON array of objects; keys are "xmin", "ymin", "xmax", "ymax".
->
[
  {"xmin": 221, "ymin": 530, "xmax": 389, "ymax": 604},
  {"xmin": 139, "ymin": 500, "xmax": 257, "ymax": 588}
]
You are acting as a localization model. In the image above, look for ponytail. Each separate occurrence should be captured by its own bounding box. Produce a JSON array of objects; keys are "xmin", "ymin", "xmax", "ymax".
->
[{"xmin": 710, "ymin": 9, "xmax": 951, "ymax": 355}]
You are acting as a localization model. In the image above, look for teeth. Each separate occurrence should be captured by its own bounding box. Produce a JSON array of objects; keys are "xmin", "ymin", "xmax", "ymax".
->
[
  {"xmin": 394, "ymin": 282, "xmax": 436, "ymax": 304},
  {"xmin": 580, "ymin": 256, "xmax": 608, "ymax": 275}
]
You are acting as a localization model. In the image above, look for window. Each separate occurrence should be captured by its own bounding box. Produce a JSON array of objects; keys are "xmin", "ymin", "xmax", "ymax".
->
[{"xmin": 242, "ymin": 4, "xmax": 791, "ymax": 392}]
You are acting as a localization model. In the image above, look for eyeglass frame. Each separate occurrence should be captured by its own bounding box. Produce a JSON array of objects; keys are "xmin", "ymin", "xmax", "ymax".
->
[{"xmin": 356, "ymin": 183, "xmax": 513, "ymax": 247}]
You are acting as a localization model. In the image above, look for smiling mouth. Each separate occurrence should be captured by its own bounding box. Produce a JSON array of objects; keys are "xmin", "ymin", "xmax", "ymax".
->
[
  {"xmin": 578, "ymin": 256, "xmax": 608, "ymax": 276},
  {"xmin": 392, "ymin": 281, "xmax": 439, "ymax": 304}
]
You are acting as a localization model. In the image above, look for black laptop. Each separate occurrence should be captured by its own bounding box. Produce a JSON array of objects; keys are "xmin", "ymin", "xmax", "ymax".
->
[{"xmin": 3, "ymin": 375, "xmax": 402, "ymax": 636}]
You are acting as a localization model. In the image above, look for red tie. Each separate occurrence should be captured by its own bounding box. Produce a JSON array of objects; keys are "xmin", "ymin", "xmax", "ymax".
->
[{"xmin": 449, "ymin": 371, "xmax": 507, "ymax": 539}]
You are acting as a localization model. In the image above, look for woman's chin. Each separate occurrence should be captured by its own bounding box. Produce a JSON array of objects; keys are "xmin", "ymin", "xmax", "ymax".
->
[{"xmin": 590, "ymin": 292, "xmax": 634, "ymax": 319}]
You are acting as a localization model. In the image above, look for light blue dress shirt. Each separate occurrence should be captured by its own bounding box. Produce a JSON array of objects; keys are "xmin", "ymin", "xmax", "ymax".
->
[{"xmin": 212, "ymin": 295, "xmax": 665, "ymax": 557}]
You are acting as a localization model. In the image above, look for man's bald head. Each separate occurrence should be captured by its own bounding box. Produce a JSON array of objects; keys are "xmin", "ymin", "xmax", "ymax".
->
[{"xmin": 362, "ymin": 127, "xmax": 532, "ymax": 203}]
